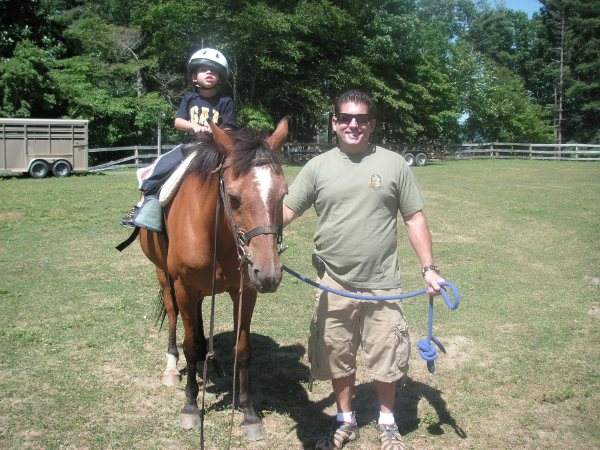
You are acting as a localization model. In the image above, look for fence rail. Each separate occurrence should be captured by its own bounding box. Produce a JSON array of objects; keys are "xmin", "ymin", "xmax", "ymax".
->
[
  {"xmin": 88, "ymin": 142, "xmax": 600, "ymax": 172},
  {"xmin": 457, "ymin": 143, "xmax": 600, "ymax": 161},
  {"xmin": 88, "ymin": 145, "xmax": 176, "ymax": 172}
]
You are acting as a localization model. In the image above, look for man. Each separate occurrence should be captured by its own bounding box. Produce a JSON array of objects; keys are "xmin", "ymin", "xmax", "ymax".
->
[{"xmin": 283, "ymin": 90, "xmax": 445, "ymax": 450}]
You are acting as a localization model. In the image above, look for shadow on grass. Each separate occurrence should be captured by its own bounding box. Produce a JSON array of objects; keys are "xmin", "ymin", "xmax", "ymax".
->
[{"xmin": 202, "ymin": 331, "xmax": 466, "ymax": 448}]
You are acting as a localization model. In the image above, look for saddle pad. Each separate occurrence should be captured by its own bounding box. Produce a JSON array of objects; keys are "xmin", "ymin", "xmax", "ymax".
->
[{"xmin": 159, "ymin": 150, "xmax": 198, "ymax": 206}]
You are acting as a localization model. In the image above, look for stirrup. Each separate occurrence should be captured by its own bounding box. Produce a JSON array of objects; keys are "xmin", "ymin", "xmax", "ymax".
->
[{"xmin": 133, "ymin": 196, "xmax": 163, "ymax": 232}]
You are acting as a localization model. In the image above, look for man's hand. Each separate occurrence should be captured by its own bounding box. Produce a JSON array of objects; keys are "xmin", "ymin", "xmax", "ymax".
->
[{"xmin": 423, "ymin": 269, "xmax": 445, "ymax": 295}]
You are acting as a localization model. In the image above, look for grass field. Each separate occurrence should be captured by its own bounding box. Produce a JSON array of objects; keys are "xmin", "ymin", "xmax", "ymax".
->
[{"xmin": 1, "ymin": 160, "xmax": 599, "ymax": 449}]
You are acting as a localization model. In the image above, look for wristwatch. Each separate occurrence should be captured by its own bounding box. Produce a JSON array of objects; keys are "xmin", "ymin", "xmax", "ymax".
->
[{"xmin": 421, "ymin": 265, "xmax": 440, "ymax": 278}]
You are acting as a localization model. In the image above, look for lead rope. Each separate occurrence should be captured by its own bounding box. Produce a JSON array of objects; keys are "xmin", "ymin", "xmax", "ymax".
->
[
  {"xmin": 218, "ymin": 168, "xmax": 247, "ymax": 450},
  {"xmin": 226, "ymin": 267, "xmax": 245, "ymax": 449},
  {"xmin": 281, "ymin": 265, "xmax": 460, "ymax": 374}
]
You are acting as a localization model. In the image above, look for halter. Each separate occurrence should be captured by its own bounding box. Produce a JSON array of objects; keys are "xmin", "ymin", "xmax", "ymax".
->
[{"xmin": 218, "ymin": 162, "xmax": 283, "ymax": 264}]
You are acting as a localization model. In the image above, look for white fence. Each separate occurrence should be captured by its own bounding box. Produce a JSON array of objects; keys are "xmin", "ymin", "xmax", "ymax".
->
[{"xmin": 457, "ymin": 143, "xmax": 600, "ymax": 161}]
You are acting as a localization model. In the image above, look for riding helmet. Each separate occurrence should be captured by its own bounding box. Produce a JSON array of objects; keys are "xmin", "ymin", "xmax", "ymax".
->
[{"xmin": 188, "ymin": 48, "xmax": 229, "ymax": 79}]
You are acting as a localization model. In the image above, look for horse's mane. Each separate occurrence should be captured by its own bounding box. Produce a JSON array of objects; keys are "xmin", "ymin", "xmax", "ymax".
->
[{"xmin": 183, "ymin": 128, "xmax": 282, "ymax": 178}]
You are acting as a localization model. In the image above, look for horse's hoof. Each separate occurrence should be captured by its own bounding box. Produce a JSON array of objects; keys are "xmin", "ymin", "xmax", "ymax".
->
[
  {"xmin": 161, "ymin": 369, "xmax": 181, "ymax": 386},
  {"xmin": 243, "ymin": 423, "xmax": 265, "ymax": 441},
  {"xmin": 180, "ymin": 412, "xmax": 201, "ymax": 430}
]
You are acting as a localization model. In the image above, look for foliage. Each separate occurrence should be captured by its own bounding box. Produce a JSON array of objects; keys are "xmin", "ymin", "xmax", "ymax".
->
[
  {"xmin": 538, "ymin": 0, "xmax": 600, "ymax": 143},
  {"xmin": 0, "ymin": 0, "xmax": 596, "ymax": 145},
  {"xmin": 453, "ymin": 42, "xmax": 553, "ymax": 142},
  {"xmin": 0, "ymin": 40, "xmax": 61, "ymax": 117},
  {"xmin": 237, "ymin": 105, "xmax": 274, "ymax": 131}
]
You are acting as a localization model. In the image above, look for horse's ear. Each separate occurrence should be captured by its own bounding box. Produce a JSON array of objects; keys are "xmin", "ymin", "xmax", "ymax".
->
[
  {"xmin": 265, "ymin": 116, "xmax": 289, "ymax": 152},
  {"xmin": 209, "ymin": 120, "xmax": 235, "ymax": 155}
]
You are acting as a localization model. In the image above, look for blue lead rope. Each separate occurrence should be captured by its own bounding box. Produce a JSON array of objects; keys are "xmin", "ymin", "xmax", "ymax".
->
[{"xmin": 281, "ymin": 264, "xmax": 460, "ymax": 373}]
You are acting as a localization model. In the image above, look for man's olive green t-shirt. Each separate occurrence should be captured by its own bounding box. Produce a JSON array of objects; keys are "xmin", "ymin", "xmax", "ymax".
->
[{"xmin": 284, "ymin": 146, "xmax": 424, "ymax": 289}]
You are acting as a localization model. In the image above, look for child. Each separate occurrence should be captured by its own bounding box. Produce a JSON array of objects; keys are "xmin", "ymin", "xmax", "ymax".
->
[{"xmin": 120, "ymin": 48, "xmax": 236, "ymax": 230}]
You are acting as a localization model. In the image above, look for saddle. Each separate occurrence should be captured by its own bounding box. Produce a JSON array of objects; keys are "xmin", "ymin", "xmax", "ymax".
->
[
  {"xmin": 159, "ymin": 150, "xmax": 199, "ymax": 206},
  {"xmin": 117, "ymin": 151, "xmax": 199, "ymax": 250}
]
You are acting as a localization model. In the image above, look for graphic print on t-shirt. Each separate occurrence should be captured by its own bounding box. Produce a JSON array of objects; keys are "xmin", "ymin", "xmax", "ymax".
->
[{"xmin": 189, "ymin": 106, "xmax": 220, "ymax": 126}]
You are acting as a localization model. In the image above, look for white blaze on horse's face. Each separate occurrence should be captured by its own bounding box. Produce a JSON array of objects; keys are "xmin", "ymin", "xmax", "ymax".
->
[{"xmin": 253, "ymin": 166, "xmax": 273, "ymax": 208}]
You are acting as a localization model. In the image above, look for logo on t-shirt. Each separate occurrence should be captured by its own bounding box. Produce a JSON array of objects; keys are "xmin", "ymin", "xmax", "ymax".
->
[
  {"xmin": 368, "ymin": 174, "xmax": 383, "ymax": 189},
  {"xmin": 190, "ymin": 106, "xmax": 220, "ymax": 126}
]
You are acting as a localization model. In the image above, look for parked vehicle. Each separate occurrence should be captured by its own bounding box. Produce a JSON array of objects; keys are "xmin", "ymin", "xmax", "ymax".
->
[
  {"xmin": 283, "ymin": 142, "xmax": 328, "ymax": 163},
  {"xmin": 397, "ymin": 145, "xmax": 448, "ymax": 167},
  {"xmin": 0, "ymin": 118, "xmax": 88, "ymax": 178},
  {"xmin": 281, "ymin": 141, "xmax": 448, "ymax": 166}
]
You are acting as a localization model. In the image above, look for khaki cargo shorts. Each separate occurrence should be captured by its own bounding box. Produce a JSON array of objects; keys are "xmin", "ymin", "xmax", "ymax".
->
[{"xmin": 308, "ymin": 272, "xmax": 411, "ymax": 382}]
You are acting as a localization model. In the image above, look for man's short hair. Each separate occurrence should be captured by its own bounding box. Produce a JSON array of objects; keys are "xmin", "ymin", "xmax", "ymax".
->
[{"xmin": 335, "ymin": 90, "xmax": 376, "ymax": 117}]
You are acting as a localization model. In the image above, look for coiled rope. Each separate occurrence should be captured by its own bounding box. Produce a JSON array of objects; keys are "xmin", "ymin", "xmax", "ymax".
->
[{"xmin": 281, "ymin": 264, "xmax": 460, "ymax": 373}]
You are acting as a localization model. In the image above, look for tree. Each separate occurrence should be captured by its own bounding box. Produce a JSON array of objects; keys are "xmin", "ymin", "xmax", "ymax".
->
[
  {"xmin": 453, "ymin": 42, "xmax": 553, "ymax": 142},
  {"xmin": 0, "ymin": 40, "xmax": 61, "ymax": 117},
  {"xmin": 538, "ymin": 0, "xmax": 600, "ymax": 143},
  {"xmin": 51, "ymin": 10, "xmax": 171, "ymax": 144}
]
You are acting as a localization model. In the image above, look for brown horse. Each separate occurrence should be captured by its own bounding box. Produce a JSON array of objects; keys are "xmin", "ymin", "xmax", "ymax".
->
[{"xmin": 138, "ymin": 119, "xmax": 288, "ymax": 437}]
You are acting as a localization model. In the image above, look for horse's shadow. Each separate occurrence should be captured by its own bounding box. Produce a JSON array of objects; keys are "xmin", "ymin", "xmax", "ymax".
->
[{"xmin": 204, "ymin": 332, "xmax": 466, "ymax": 447}]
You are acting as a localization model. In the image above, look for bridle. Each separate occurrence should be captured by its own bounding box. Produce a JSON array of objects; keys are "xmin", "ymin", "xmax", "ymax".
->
[{"xmin": 217, "ymin": 160, "xmax": 284, "ymax": 265}]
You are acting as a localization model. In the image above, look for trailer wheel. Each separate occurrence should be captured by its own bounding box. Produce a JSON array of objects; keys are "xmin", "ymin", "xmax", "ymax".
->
[
  {"xmin": 415, "ymin": 152, "xmax": 427, "ymax": 166},
  {"xmin": 52, "ymin": 160, "xmax": 72, "ymax": 177},
  {"xmin": 404, "ymin": 153, "xmax": 415, "ymax": 166},
  {"xmin": 29, "ymin": 160, "xmax": 50, "ymax": 178}
]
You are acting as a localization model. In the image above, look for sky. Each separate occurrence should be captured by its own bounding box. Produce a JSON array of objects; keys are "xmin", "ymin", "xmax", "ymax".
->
[{"xmin": 498, "ymin": 0, "xmax": 543, "ymax": 17}]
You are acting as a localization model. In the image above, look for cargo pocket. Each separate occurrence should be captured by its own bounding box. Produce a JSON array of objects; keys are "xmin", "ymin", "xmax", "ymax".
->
[{"xmin": 391, "ymin": 319, "xmax": 411, "ymax": 374}]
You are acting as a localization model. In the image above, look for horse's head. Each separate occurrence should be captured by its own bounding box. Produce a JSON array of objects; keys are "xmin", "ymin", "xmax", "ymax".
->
[{"xmin": 211, "ymin": 118, "xmax": 288, "ymax": 293}]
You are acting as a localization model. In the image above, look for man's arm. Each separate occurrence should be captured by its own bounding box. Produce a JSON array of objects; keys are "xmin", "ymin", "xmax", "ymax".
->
[
  {"xmin": 403, "ymin": 210, "xmax": 445, "ymax": 294},
  {"xmin": 283, "ymin": 204, "xmax": 298, "ymax": 227}
]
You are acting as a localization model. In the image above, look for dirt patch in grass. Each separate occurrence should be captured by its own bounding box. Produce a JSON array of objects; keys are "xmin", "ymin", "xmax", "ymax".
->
[
  {"xmin": 588, "ymin": 303, "xmax": 600, "ymax": 318},
  {"xmin": 584, "ymin": 276, "xmax": 600, "ymax": 287},
  {"xmin": 435, "ymin": 335, "xmax": 472, "ymax": 370},
  {"xmin": 0, "ymin": 211, "xmax": 24, "ymax": 221}
]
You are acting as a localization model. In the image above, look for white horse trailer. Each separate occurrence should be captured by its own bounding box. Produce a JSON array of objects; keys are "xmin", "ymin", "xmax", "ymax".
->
[{"xmin": 0, "ymin": 118, "xmax": 88, "ymax": 177}]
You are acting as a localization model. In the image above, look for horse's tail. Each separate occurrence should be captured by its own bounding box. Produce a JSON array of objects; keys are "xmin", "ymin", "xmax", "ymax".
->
[
  {"xmin": 155, "ymin": 284, "xmax": 167, "ymax": 330},
  {"xmin": 154, "ymin": 271, "xmax": 176, "ymax": 330}
]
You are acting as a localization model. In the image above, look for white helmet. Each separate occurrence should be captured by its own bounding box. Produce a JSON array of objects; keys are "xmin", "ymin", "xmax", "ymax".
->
[{"xmin": 188, "ymin": 48, "xmax": 228, "ymax": 79}]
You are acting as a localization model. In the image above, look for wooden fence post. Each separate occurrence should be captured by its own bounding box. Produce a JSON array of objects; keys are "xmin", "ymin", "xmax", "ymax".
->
[
  {"xmin": 134, "ymin": 146, "xmax": 139, "ymax": 167},
  {"xmin": 529, "ymin": 144, "xmax": 532, "ymax": 160}
]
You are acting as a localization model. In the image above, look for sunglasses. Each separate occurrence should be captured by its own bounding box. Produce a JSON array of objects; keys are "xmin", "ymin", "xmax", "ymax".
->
[{"xmin": 336, "ymin": 113, "xmax": 372, "ymax": 126}]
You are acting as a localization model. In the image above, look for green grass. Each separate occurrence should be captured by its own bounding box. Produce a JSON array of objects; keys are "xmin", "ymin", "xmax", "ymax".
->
[{"xmin": 1, "ymin": 160, "xmax": 599, "ymax": 449}]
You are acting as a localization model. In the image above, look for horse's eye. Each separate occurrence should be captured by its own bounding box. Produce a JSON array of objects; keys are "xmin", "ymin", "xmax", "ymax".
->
[{"xmin": 229, "ymin": 194, "xmax": 241, "ymax": 210}]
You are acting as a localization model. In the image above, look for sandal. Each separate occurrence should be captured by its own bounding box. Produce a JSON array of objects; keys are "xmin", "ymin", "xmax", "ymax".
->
[
  {"xmin": 377, "ymin": 423, "xmax": 407, "ymax": 450},
  {"xmin": 315, "ymin": 421, "xmax": 359, "ymax": 450}
]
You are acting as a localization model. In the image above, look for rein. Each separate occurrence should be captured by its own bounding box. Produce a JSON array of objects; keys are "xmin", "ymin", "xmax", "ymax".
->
[
  {"xmin": 200, "ymin": 160, "xmax": 283, "ymax": 450},
  {"xmin": 280, "ymin": 264, "xmax": 460, "ymax": 374}
]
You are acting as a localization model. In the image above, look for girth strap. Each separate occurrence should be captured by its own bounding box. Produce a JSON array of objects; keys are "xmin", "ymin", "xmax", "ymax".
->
[{"xmin": 115, "ymin": 227, "xmax": 140, "ymax": 252}]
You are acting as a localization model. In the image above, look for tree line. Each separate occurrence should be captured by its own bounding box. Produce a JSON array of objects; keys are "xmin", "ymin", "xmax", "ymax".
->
[{"xmin": 0, "ymin": 0, "xmax": 597, "ymax": 147}]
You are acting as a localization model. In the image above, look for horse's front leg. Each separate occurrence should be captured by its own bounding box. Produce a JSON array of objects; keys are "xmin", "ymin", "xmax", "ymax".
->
[
  {"xmin": 229, "ymin": 288, "xmax": 264, "ymax": 441},
  {"xmin": 175, "ymin": 279, "xmax": 203, "ymax": 430},
  {"xmin": 157, "ymin": 268, "xmax": 181, "ymax": 386}
]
